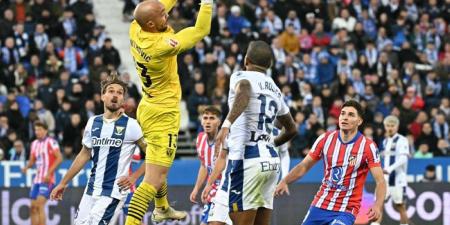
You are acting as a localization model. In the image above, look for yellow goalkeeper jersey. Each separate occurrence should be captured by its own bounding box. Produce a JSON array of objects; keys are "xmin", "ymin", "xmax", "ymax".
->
[{"xmin": 129, "ymin": 0, "xmax": 212, "ymax": 107}]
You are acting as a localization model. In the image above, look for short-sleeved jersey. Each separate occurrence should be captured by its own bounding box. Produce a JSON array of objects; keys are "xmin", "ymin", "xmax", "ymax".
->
[
  {"xmin": 381, "ymin": 133, "xmax": 409, "ymax": 187},
  {"xmin": 196, "ymin": 132, "xmax": 221, "ymax": 202},
  {"xmin": 30, "ymin": 137, "xmax": 60, "ymax": 184},
  {"xmin": 226, "ymin": 71, "xmax": 289, "ymax": 160},
  {"xmin": 82, "ymin": 114, "xmax": 143, "ymax": 200},
  {"xmin": 128, "ymin": 0, "xmax": 212, "ymax": 107},
  {"xmin": 308, "ymin": 130, "xmax": 381, "ymax": 216}
]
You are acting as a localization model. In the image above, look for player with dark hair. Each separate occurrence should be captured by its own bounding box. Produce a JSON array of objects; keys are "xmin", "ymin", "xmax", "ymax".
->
[
  {"xmin": 202, "ymin": 40, "xmax": 297, "ymax": 225},
  {"xmin": 276, "ymin": 100, "xmax": 386, "ymax": 225},
  {"xmin": 51, "ymin": 74, "xmax": 146, "ymax": 225}
]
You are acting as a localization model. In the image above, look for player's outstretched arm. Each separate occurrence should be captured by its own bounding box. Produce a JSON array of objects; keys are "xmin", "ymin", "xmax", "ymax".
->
[
  {"xmin": 50, "ymin": 146, "xmax": 91, "ymax": 200},
  {"xmin": 201, "ymin": 149, "xmax": 228, "ymax": 203},
  {"xmin": 273, "ymin": 114, "xmax": 297, "ymax": 147},
  {"xmin": 275, "ymin": 155, "xmax": 318, "ymax": 196},
  {"xmin": 165, "ymin": 0, "xmax": 213, "ymax": 55},
  {"xmin": 159, "ymin": 0, "xmax": 177, "ymax": 13},
  {"xmin": 367, "ymin": 166, "xmax": 386, "ymax": 222},
  {"xmin": 190, "ymin": 164, "xmax": 208, "ymax": 203}
]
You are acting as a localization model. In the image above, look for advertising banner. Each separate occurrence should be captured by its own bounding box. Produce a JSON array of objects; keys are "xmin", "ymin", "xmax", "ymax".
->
[
  {"xmin": 1, "ymin": 183, "xmax": 449, "ymax": 225},
  {"xmin": 1, "ymin": 158, "xmax": 450, "ymax": 187}
]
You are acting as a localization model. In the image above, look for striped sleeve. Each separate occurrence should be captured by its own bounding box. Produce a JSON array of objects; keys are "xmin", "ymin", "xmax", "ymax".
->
[
  {"xmin": 308, "ymin": 133, "xmax": 327, "ymax": 160},
  {"xmin": 48, "ymin": 138, "xmax": 60, "ymax": 154},
  {"xmin": 196, "ymin": 132, "xmax": 205, "ymax": 164},
  {"xmin": 365, "ymin": 141, "xmax": 381, "ymax": 168}
]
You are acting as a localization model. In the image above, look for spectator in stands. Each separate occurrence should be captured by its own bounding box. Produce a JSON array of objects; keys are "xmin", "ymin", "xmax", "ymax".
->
[
  {"xmin": 188, "ymin": 82, "xmax": 210, "ymax": 130},
  {"xmin": 414, "ymin": 143, "xmax": 433, "ymax": 158},
  {"xmin": 34, "ymin": 99, "xmax": 55, "ymax": 136},
  {"xmin": 432, "ymin": 112, "xmax": 449, "ymax": 141},
  {"xmin": 278, "ymin": 23, "xmax": 300, "ymax": 55},
  {"xmin": 9, "ymin": 139, "xmax": 26, "ymax": 161},
  {"xmin": 227, "ymin": 5, "xmax": 250, "ymax": 37},
  {"xmin": 420, "ymin": 165, "xmax": 441, "ymax": 182},
  {"xmin": 101, "ymin": 38, "xmax": 121, "ymax": 69}
]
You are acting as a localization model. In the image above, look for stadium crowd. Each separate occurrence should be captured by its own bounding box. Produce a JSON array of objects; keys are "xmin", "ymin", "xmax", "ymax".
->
[{"xmin": 0, "ymin": 0, "xmax": 449, "ymax": 161}]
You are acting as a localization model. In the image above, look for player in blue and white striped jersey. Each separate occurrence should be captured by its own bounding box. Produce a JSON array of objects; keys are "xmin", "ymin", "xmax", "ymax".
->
[{"xmin": 50, "ymin": 74, "xmax": 146, "ymax": 225}]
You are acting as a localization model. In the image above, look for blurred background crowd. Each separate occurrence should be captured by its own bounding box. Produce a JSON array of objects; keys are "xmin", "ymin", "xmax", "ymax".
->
[{"xmin": 0, "ymin": 0, "xmax": 449, "ymax": 161}]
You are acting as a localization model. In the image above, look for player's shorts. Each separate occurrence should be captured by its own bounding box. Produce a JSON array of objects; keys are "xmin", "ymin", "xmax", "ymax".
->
[
  {"xmin": 109, "ymin": 192, "xmax": 133, "ymax": 225},
  {"xmin": 207, "ymin": 201, "xmax": 233, "ymax": 225},
  {"xmin": 224, "ymin": 157, "xmax": 280, "ymax": 212},
  {"xmin": 74, "ymin": 194, "xmax": 125, "ymax": 225},
  {"xmin": 137, "ymin": 101, "xmax": 180, "ymax": 167},
  {"xmin": 386, "ymin": 186, "xmax": 406, "ymax": 204},
  {"xmin": 30, "ymin": 183, "xmax": 54, "ymax": 200},
  {"xmin": 302, "ymin": 206, "xmax": 355, "ymax": 225}
]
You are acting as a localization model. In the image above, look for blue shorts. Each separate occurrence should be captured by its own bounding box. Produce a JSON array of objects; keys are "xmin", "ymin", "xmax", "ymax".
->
[
  {"xmin": 302, "ymin": 206, "xmax": 355, "ymax": 225},
  {"xmin": 30, "ymin": 183, "xmax": 54, "ymax": 200},
  {"xmin": 201, "ymin": 203, "xmax": 212, "ymax": 224}
]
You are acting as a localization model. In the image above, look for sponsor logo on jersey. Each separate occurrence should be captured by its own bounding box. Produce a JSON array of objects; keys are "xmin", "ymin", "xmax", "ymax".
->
[{"xmin": 92, "ymin": 137, "xmax": 123, "ymax": 147}]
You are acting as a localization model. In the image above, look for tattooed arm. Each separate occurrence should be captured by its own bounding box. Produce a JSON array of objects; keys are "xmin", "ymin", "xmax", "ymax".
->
[{"xmin": 226, "ymin": 79, "xmax": 252, "ymax": 123}]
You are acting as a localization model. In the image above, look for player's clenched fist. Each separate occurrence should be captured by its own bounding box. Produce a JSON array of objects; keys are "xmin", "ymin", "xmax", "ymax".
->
[{"xmin": 50, "ymin": 184, "xmax": 67, "ymax": 201}]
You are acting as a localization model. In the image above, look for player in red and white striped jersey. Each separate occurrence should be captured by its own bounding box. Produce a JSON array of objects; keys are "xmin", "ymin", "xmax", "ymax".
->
[
  {"xmin": 276, "ymin": 100, "xmax": 386, "ymax": 225},
  {"xmin": 22, "ymin": 121, "xmax": 63, "ymax": 225},
  {"xmin": 190, "ymin": 106, "xmax": 231, "ymax": 225}
]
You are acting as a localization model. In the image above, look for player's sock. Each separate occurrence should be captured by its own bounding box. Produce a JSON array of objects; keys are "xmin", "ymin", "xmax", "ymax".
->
[
  {"xmin": 400, "ymin": 224, "xmax": 409, "ymax": 225},
  {"xmin": 125, "ymin": 182, "xmax": 156, "ymax": 225},
  {"xmin": 155, "ymin": 181, "xmax": 169, "ymax": 210},
  {"xmin": 370, "ymin": 223, "xmax": 380, "ymax": 225}
]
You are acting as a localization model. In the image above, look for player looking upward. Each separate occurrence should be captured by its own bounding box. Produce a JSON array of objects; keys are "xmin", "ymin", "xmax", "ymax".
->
[
  {"xmin": 50, "ymin": 74, "xmax": 146, "ymax": 225},
  {"xmin": 202, "ymin": 40, "xmax": 297, "ymax": 225},
  {"xmin": 125, "ymin": 0, "xmax": 213, "ymax": 223}
]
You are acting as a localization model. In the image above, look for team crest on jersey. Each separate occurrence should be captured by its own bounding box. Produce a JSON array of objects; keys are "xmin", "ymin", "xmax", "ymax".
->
[
  {"xmin": 168, "ymin": 38, "xmax": 178, "ymax": 47},
  {"xmin": 115, "ymin": 126, "xmax": 125, "ymax": 135},
  {"xmin": 348, "ymin": 155, "xmax": 357, "ymax": 166}
]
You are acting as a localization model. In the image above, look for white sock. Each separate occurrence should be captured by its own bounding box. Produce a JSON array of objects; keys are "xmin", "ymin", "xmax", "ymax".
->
[
  {"xmin": 370, "ymin": 223, "xmax": 380, "ymax": 225},
  {"xmin": 400, "ymin": 224, "xmax": 409, "ymax": 225}
]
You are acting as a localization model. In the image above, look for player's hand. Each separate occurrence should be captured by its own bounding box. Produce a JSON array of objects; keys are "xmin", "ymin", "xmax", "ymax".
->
[
  {"xmin": 383, "ymin": 169, "xmax": 389, "ymax": 174},
  {"xmin": 201, "ymin": 184, "xmax": 212, "ymax": 204},
  {"xmin": 274, "ymin": 180, "xmax": 290, "ymax": 197},
  {"xmin": 50, "ymin": 183, "xmax": 67, "ymax": 201},
  {"xmin": 44, "ymin": 174, "xmax": 51, "ymax": 183},
  {"xmin": 190, "ymin": 188, "xmax": 198, "ymax": 203},
  {"xmin": 367, "ymin": 205, "xmax": 382, "ymax": 221},
  {"xmin": 21, "ymin": 167, "xmax": 27, "ymax": 174},
  {"xmin": 117, "ymin": 176, "xmax": 133, "ymax": 191},
  {"xmin": 214, "ymin": 127, "xmax": 229, "ymax": 156}
]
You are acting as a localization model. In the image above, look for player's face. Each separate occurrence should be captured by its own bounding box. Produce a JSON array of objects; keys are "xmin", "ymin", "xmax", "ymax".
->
[
  {"xmin": 153, "ymin": 5, "xmax": 168, "ymax": 32},
  {"xmin": 339, "ymin": 107, "xmax": 362, "ymax": 132},
  {"xmin": 34, "ymin": 126, "xmax": 47, "ymax": 139},
  {"xmin": 102, "ymin": 84, "xmax": 125, "ymax": 113},
  {"xmin": 384, "ymin": 123, "xmax": 398, "ymax": 137},
  {"xmin": 201, "ymin": 112, "xmax": 220, "ymax": 135}
]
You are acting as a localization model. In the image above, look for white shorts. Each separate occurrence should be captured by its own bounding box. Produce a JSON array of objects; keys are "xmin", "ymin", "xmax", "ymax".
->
[
  {"xmin": 223, "ymin": 157, "xmax": 280, "ymax": 212},
  {"xmin": 74, "ymin": 194, "xmax": 125, "ymax": 225},
  {"xmin": 386, "ymin": 186, "xmax": 406, "ymax": 204},
  {"xmin": 208, "ymin": 201, "xmax": 233, "ymax": 225}
]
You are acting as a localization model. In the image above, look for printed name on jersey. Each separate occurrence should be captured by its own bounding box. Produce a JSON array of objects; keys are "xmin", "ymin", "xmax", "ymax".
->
[
  {"xmin": 258, "ymin": 81, "xmax": 282, "ymax": 98},
  {"xmin": 92, "ymin": 137, "xmax": 123, "ymax": 147},
  {"xmin": 168, "ymin": 38, "xmax": 178, "ymax": 47},
  {"xmin": 130, "ymin": 40, "xmax": 151, "ymax": 61}
]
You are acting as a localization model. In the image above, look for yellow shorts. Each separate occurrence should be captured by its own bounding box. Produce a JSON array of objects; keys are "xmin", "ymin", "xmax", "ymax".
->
[{"xmin": 137, "ymin": 101, "xmax": 180, "ymax": 167}]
